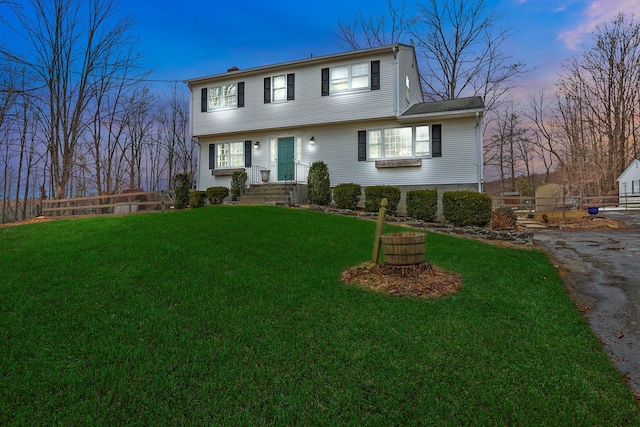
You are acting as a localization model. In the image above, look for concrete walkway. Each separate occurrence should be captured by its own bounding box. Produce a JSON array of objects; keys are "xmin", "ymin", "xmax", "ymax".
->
[{"xmin": 533, "ymin": 210, "xmax": 640, "ymax": 396}]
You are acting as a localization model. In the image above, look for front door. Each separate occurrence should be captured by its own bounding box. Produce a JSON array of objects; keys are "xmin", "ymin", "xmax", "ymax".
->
[{"xmin": 277, "ymin": 137, "xmax": 295, "ymax": 181}]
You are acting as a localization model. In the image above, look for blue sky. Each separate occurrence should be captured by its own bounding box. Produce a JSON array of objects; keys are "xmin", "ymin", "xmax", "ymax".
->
[{"xmin": 2, "ymin": 0, "xmax": 640, "ymax": 93}]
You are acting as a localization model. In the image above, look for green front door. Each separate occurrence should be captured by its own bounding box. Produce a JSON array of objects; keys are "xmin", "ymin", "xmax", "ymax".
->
[{"xmin": 277, "ymin": 137, "xmax": 295, "ymax": 181}]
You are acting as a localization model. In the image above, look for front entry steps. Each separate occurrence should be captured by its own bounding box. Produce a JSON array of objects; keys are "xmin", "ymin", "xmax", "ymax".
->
[{"xmin": 237, "ymin": 184, "xmax": 293, "ymax": 206}]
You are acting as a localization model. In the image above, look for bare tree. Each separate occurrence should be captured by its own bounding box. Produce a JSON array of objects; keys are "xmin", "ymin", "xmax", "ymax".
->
[
  {"xmin": 123, "ymin": 86, "xmax": 154, "ymax": 189},
  {"xmin": 1, "ymin": 0, "xmax": 140, "ymax": 199},
  {"xmin": 336, "ymin": 0, "xmax": 414, "ymax": 50},
  {"xmin": 524, "ymin": 89, "xmax": 562, "ymax": 181},
  {"xmin": 155, "ymin": 84, "xmax": 193, "ymax": 188},
  {"xmin": 485, "ymin": 102, "xmax": 530, "ymax": 191},
  {"xmin": 411, "ymin": 0, "xmax": 525, "ymax": 112},
  {"xmin": 557, "ymin": 13, "xmax": 640, "ymax": 193}
]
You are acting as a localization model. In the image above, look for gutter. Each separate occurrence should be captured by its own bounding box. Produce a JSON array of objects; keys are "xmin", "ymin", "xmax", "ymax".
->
[{"xmin": 397, "ymin": 108, "xmax": 483, "ymax": 123}]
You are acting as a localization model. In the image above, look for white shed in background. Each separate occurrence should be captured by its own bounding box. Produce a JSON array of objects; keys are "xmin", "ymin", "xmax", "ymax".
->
[{"xmin": 617, "ymin": 159, "xmax": 640, "ymax": 207}]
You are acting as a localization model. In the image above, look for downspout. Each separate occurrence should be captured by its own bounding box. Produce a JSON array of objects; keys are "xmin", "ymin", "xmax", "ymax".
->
[
  {"xmin": 392, "ymin": 45, "xmax": 399, "ymax": 116},
  {"xmin": 476, "ymin": 111, "xmax": 483, "ymax": 192},
  {"xmin": 186, "ymin": 82, "xmax": 200, "ymax": 190}
]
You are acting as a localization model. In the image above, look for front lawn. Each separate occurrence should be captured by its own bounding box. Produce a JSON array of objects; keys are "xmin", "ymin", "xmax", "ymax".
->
[{"xmin": 1, "ymin": 206, "xmax": 638, "ymax": 425}]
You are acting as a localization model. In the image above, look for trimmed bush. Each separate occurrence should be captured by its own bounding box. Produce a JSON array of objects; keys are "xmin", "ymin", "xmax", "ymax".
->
[
  {"xmin": 442, "ymin": 191, "xmax": 492, "ymax": 227},
  {"xmin": 333, "ymin": 183, "xmax": 362, "ymax": 210},
  {"xmin": 307, "ymin": 161, "xmax": 331, "ymax": 205},
  {"xmin": 406, "ymin": 189, "xmax": 438, "ymax": 221},
  {"xmin": 491, "ymin": 206, "xmax": 517, "ymax": 229},
  {"xmin": 364, "ymin": 186, "xmax": 401, "ymax": 212},
  {"xmin": 173, "ymin": 173, "xmax": 190, "ymax": 210},
  {"xmin": 189, "ymin": 191, "xmax": 207, "ymax": 208},
  {"xmin": 230, "ymin": 171, "xmax": 248, "ymax": 201},
  {"xmin": 206, "ymin": 186, "xmax": 229, "ymax": 205}
]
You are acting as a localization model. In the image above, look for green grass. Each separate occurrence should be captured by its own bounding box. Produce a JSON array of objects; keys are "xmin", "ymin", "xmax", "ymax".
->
[{"xmin": 1, "ymin": 206, "xmax": 639, "ymax": 426}]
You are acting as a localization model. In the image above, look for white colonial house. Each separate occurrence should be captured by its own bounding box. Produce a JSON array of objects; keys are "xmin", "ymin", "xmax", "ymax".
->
[{"xmin": 184, "ymin": 44, "xmax": 484, "ymax": 212}]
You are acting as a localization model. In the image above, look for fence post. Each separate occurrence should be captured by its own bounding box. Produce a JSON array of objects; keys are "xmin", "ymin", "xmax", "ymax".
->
[{"xmin": 372, "ymin": 198, "xmax": 388, "ymax": 265}]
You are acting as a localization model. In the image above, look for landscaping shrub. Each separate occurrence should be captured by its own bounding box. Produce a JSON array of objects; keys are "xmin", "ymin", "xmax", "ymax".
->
[
  {"xmin": 206, "ymin": 186, "xmax": 229, "ymax": 205},
  {"xmin": 307, "ymin": 161, "xmax": 331, "ymax": 205},
  {"xmin": 364, "ymin": 185, "xmax": 401, "ymax": 212},
  {"xmin": 491, "ymin": 206, "xmax": 517, "ymax": 229},
  {"xmin": 230, "ymin": 171, "xmax": 248, "ymax": 201},
  {"xmin": 173, "ymin": 173, "xmax": 190, "ymax": 210},
  {"xmin": 406, "ymin": 189, "xmax": 438, "ymax": 221},
  {"xmin": 333, "ymin": 183, "xmax": 362, "ymax": 210},
  {"xmin": 189, "ymin": 191, "xmax": 207, "ymax": 208},
  {"xmin": 442, "ymin": 190, "xmax": 492, "ymax": 227}
]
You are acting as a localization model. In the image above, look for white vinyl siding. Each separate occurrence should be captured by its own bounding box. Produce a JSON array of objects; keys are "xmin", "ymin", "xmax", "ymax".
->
[
  {"xmin": 191, "ymin": 57, "xmax": 396, "ymax": 135},
  {"xmin": 397, "ymin": 45, "xmax": 422, "ymax": 114},
  {"xmin": 196, "ymin": 116, "xmax": 480, "ymax": 195}
]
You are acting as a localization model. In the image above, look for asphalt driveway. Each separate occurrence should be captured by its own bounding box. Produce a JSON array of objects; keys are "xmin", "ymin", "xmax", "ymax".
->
[{"xmin": 533, "ymin": 210, "xmax": 640, "ymax": 396}]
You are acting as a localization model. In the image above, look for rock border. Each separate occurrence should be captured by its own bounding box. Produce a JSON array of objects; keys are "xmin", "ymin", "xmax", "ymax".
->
[{"xmin": 298, "ymin": 205, "xmax": 534, "ymax": 246}]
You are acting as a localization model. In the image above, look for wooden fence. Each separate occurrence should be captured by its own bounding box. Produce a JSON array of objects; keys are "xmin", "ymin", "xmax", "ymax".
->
[
  {"xmin": 492, "ymin": 193, "xmax": 640, "ymax": 212},
  {"xmin": 41, "ymin": 191, "xmax": 175, "ymax": 217}
]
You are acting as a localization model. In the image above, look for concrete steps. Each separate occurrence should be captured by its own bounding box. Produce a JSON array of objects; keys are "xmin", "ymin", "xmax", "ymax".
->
[{"xmin": 237, "ymin": 184, "xmax": 292, "ymax": 205}]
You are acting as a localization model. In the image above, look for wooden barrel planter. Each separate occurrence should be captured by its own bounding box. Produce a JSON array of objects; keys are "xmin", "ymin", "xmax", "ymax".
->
[{"xmin": 380, "ymin": 232, "xmax": 426, "ymax": 265}]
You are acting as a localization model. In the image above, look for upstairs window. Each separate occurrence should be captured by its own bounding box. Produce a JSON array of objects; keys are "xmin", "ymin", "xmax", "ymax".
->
[
  {"xmin": 201, "ymin": 82, "xmax": 244, "ymax": 112},
  {"xmin": 209, "ymin": 84, "xmax": 236, "ymax": 109},
  {"xmin": 272, "ymin": 75, "xmax": 287, "ymax": 102},
  {"xmin": 264, "ymin": 73, "xmax": 295, "ymax": 103},
  {"xmin": 322, "ymin": 60, "xmax": 378, "ymax": 96},
  {"xmin": 330, "ymin": 62, "xmax": 369, "ymax": 93}
]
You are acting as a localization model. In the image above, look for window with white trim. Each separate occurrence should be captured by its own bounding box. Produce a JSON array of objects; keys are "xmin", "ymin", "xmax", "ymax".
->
[
  {"xmin": 272, "ymin": 75, "xmax": 286, "ymax": 102},
  {"xmin": 331, "ymin": 62, "xmax": 369, "ymax": 93},
  {"xmin": 405, "ymin": 76, "xmax": 410, "ymax": 102},
  {"xmin": 415, "ymin": 126, "xmax": 430, "ymax": 157},
  {"xmin": 217, "ymin": 142, "xmax": 244, "ymax": 168},
  {"xmin": 366, "ymin": 126, "xmax": 433, "ymax": 160},
  {"xmin": 207, "ymin": 83, "xmax": 237, "ymax": 110},
  {"xmin": 208, "ymin": 84, "xmax": 236, "ymax": 109}
]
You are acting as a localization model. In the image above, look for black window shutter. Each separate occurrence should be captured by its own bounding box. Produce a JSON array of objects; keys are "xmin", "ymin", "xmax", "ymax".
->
[
  {"xmin": 432, "ymin": 124, "xmax": 442, "ymax": 158},
  {"xmin": 237, "ymin": 82, "xmax": 245, "ymax": 107},
  {"xmin": 201, "ymin": 88, "xmax": 208, "ymax": 112},
  {"xmin": 264, "ymin": 77, "xmax": 271, "ymax": 103},
  {"xmin": 358, "ymin": 131, "xmax": 367, "ymax": 161},
  {"xmin": 321, "ymin": 68, "xmax": 329, "ymax": 96},
  {"xmin": 209, "ymin": 144, "xmax": 216, "ymax": 169},
  {"xmin": 244, "ymin": 141, "xmax": 252, "ymax": 167},
  {"xmin": 287, "ymin": 73, "xmax": 295, "ymax": 101},
  {"xmin": 371, "ymin": 60, "xmax": 380, "ymax": 90}
]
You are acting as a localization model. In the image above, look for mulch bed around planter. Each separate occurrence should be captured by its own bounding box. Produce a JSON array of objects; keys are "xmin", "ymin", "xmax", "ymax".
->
[{"xmin": 341, "ymin": 262, "xmax": 462, "ymax": 298}]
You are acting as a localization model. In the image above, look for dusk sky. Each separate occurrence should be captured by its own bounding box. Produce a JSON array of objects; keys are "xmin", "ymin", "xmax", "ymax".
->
[
  {"xmin": 130, "ymin": 0, "xmax": 640, "ymax": 93},
  {"xmin": 2, "ymin": 0, "xmax": 640, "ymax": 94}
]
